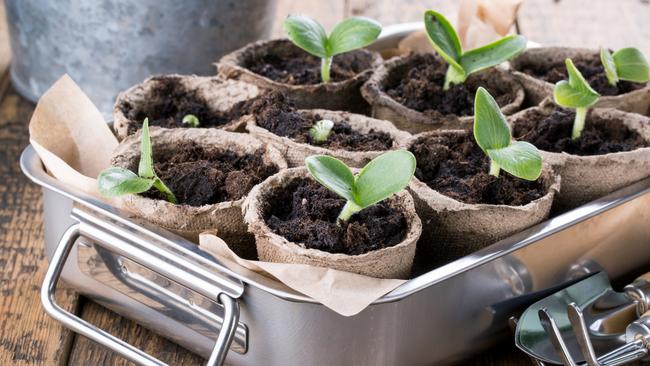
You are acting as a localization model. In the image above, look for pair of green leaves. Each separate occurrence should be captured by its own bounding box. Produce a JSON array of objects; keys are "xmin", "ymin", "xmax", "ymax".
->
[
  {"xmin": 309, "ymin": 119, "xmax": 334, "ymax": 144},
  {"xmin": 424, "ymin": 10, "xmax": 527, "ymax": 89},
  {"xmin": 97, "ymin": 119, "xmax": 177, "ymax": 203},
  {"xmin": 553, "ymin": 59, "xmax": 600, "ymax": 139},
  {"xmin": 600, "ymin": 47, "xmax": 650, "ymax": 86},
  {"xmin": 305, "ymin": 150, "xmax": 416, "ymax": 222},
  {"xmin": 474, "ymin": 87, "xmax": 542, "ymax": 181},
  {"xmin": 283, "ymin": 15, "xmax": 382, "ymax": 82}
]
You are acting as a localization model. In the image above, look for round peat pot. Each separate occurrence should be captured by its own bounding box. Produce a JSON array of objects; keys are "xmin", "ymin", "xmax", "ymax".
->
[
  {"xmin": 510, "ymin": 47, "xmax": 650, "ymax": 114},
  {"xmin": 217, "ymin": 39, "xmax": 383, "ymax": 113},
  {"xmin": 113, "ymin": 74, "xmax": 260, "ymax": 140},
  {"xmin": 245, "ymin": 106, "xmax": 411, "ymax": 168},
  {"xmin": 110, "ymin": 127, "xmax": 287, "ymax": 257},
  {"xmin": 243, "ymin": 167, "xmax": 422, "ymax": 279},
  {"xmin": 404, "ymin": 130, "xmax": 560, "ymax": 265},
  {"xmin": 509, "ymin": 104, "xmax": 650, "ymax": 209},
  {"xmin": 5, "ymin": 0, "xmax": 276, "ymax": 118},
  {"xmin": 361, "ymin": 53, "xmax": 525, "ymax": 133}
]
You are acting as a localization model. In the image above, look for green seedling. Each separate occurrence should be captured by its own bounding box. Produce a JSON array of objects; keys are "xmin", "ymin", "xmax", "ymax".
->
[
  {"xmin": 474, "ymin": 87, "xmax": 542, "ymax": 181},
  {"xmin": 423, "ymin": 10, "xmax": 527, "ymax": 90},
  {"xmin": 309, "ymin": 119, "xmax": 334, "ymax": 144},
  {"xmin": 599, "ymin": 46, "xmax": 650, "ymax": 87},
  {"xmin": 182, "ymin": 114, "xmax": 200, "ymax": 127},
  {"xmin": 553, "ymin": 58, "xmax": 600, "ymax": 139},
  {"xmin": 98, "ymin": 118, "xmax": 177, "ymax": 203},
  {"xmin": 305, "ymin": 150, "xmax": 415, "ymax": 223},
  {"xmin": 283, "ymin": 15, "xmax": 382, "ymax": 82}
]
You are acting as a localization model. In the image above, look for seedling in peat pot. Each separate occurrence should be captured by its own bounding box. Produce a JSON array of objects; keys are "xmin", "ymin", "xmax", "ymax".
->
[
  {"xmin": 283, "ymin": 15, "xmax": 382, "ymax": 82},
  {"xmin": 424, "ymin": 10, "xmax": 527, "ymax": 90},
  {"xmin": 474, "ymin": 87, "xmax": 542, "ymax": 181},
  {"xmin": 600, "ymin": 46, "xmax": 650, "ymax": 87},
  {"xmin": 553, "ymin": 58, "xmax": 600, "ymax": 139},
  {"xmin": 309, "ymin": 119, "xmax": 334, "ymax": 144},
  {"xmin": 98, "ymin": 118, "xmax": 177, "ymax": 203},
  {"xmin": 305, "ymin": 150, "xmax": 416, "ymax": 223},
  {"xmin": 182, "ymin": 114, "xmax": 200, "ymax": 127}
]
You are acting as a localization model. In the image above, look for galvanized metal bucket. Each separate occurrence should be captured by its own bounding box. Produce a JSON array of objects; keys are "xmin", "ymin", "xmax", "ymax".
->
[{"xmin": 5, "ymin": 0, "xmax": 277, "ymax": 118}]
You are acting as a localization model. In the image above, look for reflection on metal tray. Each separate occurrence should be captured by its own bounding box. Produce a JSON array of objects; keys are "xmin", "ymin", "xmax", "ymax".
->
[{"xmin": 21, "ymin": 22, "xmax": 650, "ymax": 366}]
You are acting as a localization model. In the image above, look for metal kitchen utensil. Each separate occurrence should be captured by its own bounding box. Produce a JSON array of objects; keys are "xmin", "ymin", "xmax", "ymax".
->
[{"xmin": 515, "ymin": 272, "xmax": 650, "ymax": 365}]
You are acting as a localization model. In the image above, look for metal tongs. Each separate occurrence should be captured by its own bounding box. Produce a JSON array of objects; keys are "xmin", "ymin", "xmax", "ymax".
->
[{"xmin": 514, "ymin": 271, "xmax": 650, "ymax": 365}]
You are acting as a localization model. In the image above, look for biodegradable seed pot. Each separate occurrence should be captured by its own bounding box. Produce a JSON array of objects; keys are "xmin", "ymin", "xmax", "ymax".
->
[
  {"xmin": 217, "ymin": 39, "xmax": 383, "ymax": 113},
  {"xmin": 113, "ymin": 74, "xmax": 260, "ymax": 140},
  {"xmin": 406, "ymin": 130, "xmax": 560, "ymax": 264},
  {"xmin": 109, "ymin": 127, "xmax": 287, "ymax": 257},
  {"xmin": 243, "ymin": 167, "xmax": 422, "ymax": 279},
  {"xmin": 361, "ymin": 53, "xmax": 525, "ymax": 133},
  {"xmin": 510, "ymin": 47, "xmax": 650, "ymax": 114},
  {"xmin": 243, "ymin": 92, "xmax": 411, "ymax": 167},
  {"xmin": 510, "ymin": 104, "xmax": 650, "ymax": 208}
]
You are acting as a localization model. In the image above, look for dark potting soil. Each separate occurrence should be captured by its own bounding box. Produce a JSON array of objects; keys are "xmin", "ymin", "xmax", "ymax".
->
[
  {"xmin": 141, "ymin": 141, "xmax": 278, "ymax": 206},
  {"xmin": 250, "ymin": 92, "xmax": 393, "ymax": 151},
  {"xmin": 120, "ymin": 76, "xmax": 253, "ymax": 135},
  {"xmin": 512, "ymin": 108, "xmax": 648, "ymax": 155},
  {"xmin": 409, "ymin": 133, "xmax": 547, "ymax": 205},
  {"xmin": 386, "ymin": 53, "xmax": 514, "ymax": 117},
  {"xmin": 517, "ymin": 54, "xmax": 645, "ymax": 96},
  {"xmin": 263, "ymin": 178, "xmax": 408, "ymax": 255},
  {"xmin": 246, "ymin": 49, "xmax": 373, "ymax": 85}
]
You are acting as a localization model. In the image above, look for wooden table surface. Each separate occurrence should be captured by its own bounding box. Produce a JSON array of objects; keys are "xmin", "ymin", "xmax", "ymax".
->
[{"xmin": 1, "ymin": 0, "xmax": 649, "ymax": 365}]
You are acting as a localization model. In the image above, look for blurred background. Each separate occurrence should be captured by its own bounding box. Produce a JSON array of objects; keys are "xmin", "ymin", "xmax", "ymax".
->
[{"xmin": 2, "ymin": 0, "xmax": 649, "ymax": 118}]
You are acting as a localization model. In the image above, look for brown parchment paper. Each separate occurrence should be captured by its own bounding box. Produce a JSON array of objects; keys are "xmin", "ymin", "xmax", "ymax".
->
[
  {"xmin": 29, "ymin": 75, "xmax": 406, "ymax": 317},
  {"xmin": 29, "ymin": 75, "xmax": 118, "ymax": 199},
  {"xmin": 200, "ymin": 234, "xmax": 405, "ymax": 317}
]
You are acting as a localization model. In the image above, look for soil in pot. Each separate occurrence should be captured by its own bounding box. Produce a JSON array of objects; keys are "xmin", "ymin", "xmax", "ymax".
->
[
  {"xmin": 517, "ymin": 53, "xmax": 645, "ymax": 96},
  {"xmin": 250, "ymin": 92, "xmax": 393, "ymax": 151},
  {"xmin": 385, "ymin": 53, "xmax": 514, "ymax": 118},
  {"xmin": 137, "ymin": 141, "xmax": 279, "ymax": 206},
  {"xmin": 512, "ymin": 108, "xmax": 648, "ymax": 155},
  {"xmin": 246, "ymin": 48, "xmax": 375, "ymax": 85},
  {"xmin": 262, "ymin": 178, "xmax": 408, "ymax": 255},
  {"xmin": 119, "ymin": 76, "xmax": 253, "ymax": 135},
  {"xmin": 409, "ymin": 133, "xmax": 547, "ymax": 205}
]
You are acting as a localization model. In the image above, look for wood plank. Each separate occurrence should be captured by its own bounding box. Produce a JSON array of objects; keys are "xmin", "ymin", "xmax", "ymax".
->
[
  {"xmin": 345, "ymin": 0, "xmax": 459, "ymax": 25},
  {"xmin": 67, "ymin": 301, "xmax": 203, "ymax": 366},
  {"xmin": 0, "ymin": 0, "xmax": 11, "ymax": 73},
  {"xmin": 518, "ymin": 0, "xmax": 650, "ymax": 55},
  {"xmin": 271, "ymin": 0, "xmax": 346, "ymax": 37},
  {"xmin": 0, "ymin": 78, "xmax": 81, "ymax": 366}
]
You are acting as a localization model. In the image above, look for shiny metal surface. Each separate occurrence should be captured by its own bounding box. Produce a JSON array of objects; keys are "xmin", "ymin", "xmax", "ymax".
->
[
  {"xmin": 5, "ymin": 0, "xmax": 277, "ymax": 118},
  {"xmin": 41, "ymin": 224, "xmax": 240, "ymax": 366}
]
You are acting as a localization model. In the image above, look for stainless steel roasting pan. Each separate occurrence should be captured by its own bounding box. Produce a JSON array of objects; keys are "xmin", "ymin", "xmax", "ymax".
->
[{"xmin": 20, "ymin": 23, "xmax": 650, "ymax": 366}]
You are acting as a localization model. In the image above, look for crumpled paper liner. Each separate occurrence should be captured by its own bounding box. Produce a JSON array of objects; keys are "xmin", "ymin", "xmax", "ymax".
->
[
  {"xmin": 113, "ymin": 74, "xmax": 260, "ymax": 140},
  {"xmin": 245, "ymin": 108, "xmax": 412, "ymax": 167},
  {"xmin": 29, "ymin": 75, "xmax": 118, "ymax": 199},
  {"xmin": 509, "ymin": 47, "xmax": 650, "ymax": 114},
  {"xmin": 361, "ymin": 54, "xmax": 524, "ymax": 133},
  {"xmin": 404, "ymin": 130, "xmax": 560, "ymax": 265},
  {"xmin": 391, "ymin": 0, "xmax": 522, "ymax": 56},
  {"xmin": 242, "ymin": 167, "xmax": 422, "ymax": 280},
  {"xmin": 217, "ymin": 39, "xmax": 382, "ymax": 113},
  {"xmin": 29, "ymin": 75, "xmax": 411, "ymax": 317},
  {"xmin": 508, "ymin": 104, "xmax": 650, "ymax": 209},
  {"xmin": 110, "ymin": 127, "xmax": 287, "ymax": 257},
  {"xmin": 199, "ymin": 234, "xmax": 406, "ymax": 316}
]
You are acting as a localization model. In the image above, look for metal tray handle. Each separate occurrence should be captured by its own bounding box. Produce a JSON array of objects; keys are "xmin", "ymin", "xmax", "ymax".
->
[{"xmin": 41, "ymin": 224, "xmax": 240, "ymax": 366}]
